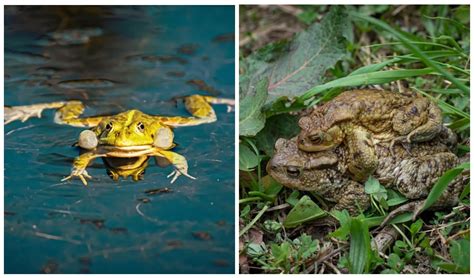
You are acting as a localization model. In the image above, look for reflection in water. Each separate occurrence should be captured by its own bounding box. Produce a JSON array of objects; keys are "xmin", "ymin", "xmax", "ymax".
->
[{"xmin": 4, "ymin": 6, "xmax": 235, "ymax": 274}]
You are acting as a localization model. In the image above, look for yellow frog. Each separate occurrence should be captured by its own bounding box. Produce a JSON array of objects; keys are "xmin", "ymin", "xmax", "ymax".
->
[{"xmin": 5, "ymin": 95, "xmax": 234, "ymax": 186}]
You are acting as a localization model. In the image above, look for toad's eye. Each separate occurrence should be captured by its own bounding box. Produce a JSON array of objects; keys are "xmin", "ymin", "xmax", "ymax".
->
[
  {"xmin": 137, "ymin": 122, "xmax": 145, "ymax": 132},
  {"xmin": 105, "ymin": 122, "xmax": 113, "ymax": 131},
  {"xmin": 309, "ymin": 132, "xmax": 324, "ymax": 144},
  {"xmin": 286, "ymin": 166, "xmax": 301, "ymax": 178}
]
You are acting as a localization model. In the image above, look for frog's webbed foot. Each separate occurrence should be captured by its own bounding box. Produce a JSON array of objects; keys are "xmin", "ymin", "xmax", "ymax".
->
[
  {"xmin": 62, "ymin": 167, "xmax": 93, "ymax": 186},
  {"xmin": 154, "ymin": 150, "xmax": 196, "ymax": 183},
  {"xmin": 4, "ymin": 102, "xmax": 66, "ymax": 125},
  {"xmin": 5, "ymin": 105, "xmax": 45, "ymax": 124},
  {"xmin": 380, "ymin": 200, "xmax": 424, "ymax": 227},
  {"xmin": 62, "ymin": 152, "xmax": 103, "ymax": 186},
  {"xmin": 167, "ymin": 169, "xmax": 196, "ymax": 184},
  {"xmin": 204, "ymin": 96, "xmax": 235, "ymax": 113}
]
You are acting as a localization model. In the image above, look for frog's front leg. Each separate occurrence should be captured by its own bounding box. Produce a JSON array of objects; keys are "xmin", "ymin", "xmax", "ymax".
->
[
  {"xmin": 150, "ymin": 149, "xmax": 196, "ymax": 183},
  {"xmin": 4, "ymin": 101, "xmax": 67, "ymax": 125},
  {"xmin": 62, "ymin": 152, "xmax": 105, "ymax": 186},
  {"xmin": 159, "ymin": 94, "xmax": 235, "ymax": 127}
]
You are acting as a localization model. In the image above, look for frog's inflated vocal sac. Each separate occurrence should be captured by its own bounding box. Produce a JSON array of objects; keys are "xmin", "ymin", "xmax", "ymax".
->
[
  {"xmin": 5, "ymin": 95, "xmax": 234, "ymax": 186},
  {"xmin": 268, "ymin": 137, "xmax": 465, "ymax": 216},
  {"xmin": 298, "ymin": 90, "xmax": 444, "ymax": 181}
]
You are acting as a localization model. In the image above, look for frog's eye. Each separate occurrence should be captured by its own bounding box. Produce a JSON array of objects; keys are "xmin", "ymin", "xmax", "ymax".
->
[
  {"xmin": 105, "ymin": 122, "xmax": 113, "ymax": 131},
  {"xmin": 137, "ymin": 122, "xmax": 145, "ymax": 132},
  {"xmin": 308, "ymin": 132, "xmax": 324, "ymax": 144},
  {"xmin": 286, "ymin": 166, "xmax": 301, "ymax": 178}
]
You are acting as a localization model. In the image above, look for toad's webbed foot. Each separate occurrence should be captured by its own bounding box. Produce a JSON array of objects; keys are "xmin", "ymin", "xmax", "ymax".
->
[{"xmin": 389, "ymin": 136, "xmax": 413, "ymax": 156}]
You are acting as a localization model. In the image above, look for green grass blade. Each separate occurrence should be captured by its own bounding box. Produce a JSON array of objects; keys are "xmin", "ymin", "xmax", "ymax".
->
[
  {"xmin": 413, "ymin": 87, "xmax": 470, "ymax": 119},
  {"xmin": 301, "ymin": 68, "xmax": 434, "ymax": 100},
  {"xmin": 350, "ymin": 12, "xmax": 470, "ymax": 95},
  {"xmin": 420, "ymin": 163, "xmax": 469, "ymax": 213},
  {"xmin": 349, "ymin": 218, "xmax": 371, "ymax": 274}
]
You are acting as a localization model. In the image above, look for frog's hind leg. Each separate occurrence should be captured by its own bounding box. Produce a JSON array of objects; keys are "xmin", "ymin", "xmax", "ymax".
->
[
  {"xmin": 54, "ymin": 101, "xmax": 105, "ymax": 127},
  {"xmin": 5, "ymin": 101, "xmax": 67, "ymax": 125},
  {"xmin": 151, "ymin": 149, "xmax": 196, "ymax": 183},
  {"xmin": 158, "ymin": 94, "xmax": 234, "ymax": 127}
]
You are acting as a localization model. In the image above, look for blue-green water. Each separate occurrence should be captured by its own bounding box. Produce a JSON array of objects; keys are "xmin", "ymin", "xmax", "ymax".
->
[{"xmin": 4, "ymin": 6, "xmax": 235, "ymax": 274}]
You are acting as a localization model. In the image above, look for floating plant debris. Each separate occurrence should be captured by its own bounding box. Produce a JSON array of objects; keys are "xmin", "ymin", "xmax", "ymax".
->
[
  {"xmin": 177, "ymin": 43, "xmax": 199, "ymax": 55},
  {"xmin": 187, "ymin": 79, "xmax": 220, "ymax": 95},
  {"xmin": 78, "ymin": 218, "xmax": 106, "ymax": 229},
  {"xmin": 5, "ymin": 50, "xmax": 49, "ymax": 64},
  {"xmin": 126, "ymin": 54, "xmax": 187, "ymax": 65},
  {"xmin": 57, "ymin": 78, "xmax": 117, "ymax": 89},
  {"xmin": 144, "ymin": 187, "xmax": 173, "ymax": 195},
  {"xmin": 192, "ymin": 231, "xmax": 212, "ymax": 241},
  {"xmin": 48, "ymin": 27, "xmax": 103, "ymax": 45},
  {"xmin": 212, "ymin": 33, "xmax": 234, "ymax": 43},
  {"xmin": 166, "ymin": 71, "xmax": 185, "ymax": 78}
]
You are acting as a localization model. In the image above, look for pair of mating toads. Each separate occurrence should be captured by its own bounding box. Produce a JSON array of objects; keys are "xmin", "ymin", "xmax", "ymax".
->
[{"xmin": 268, "ymin": 89, "xmax": 467, "ymax": 221}]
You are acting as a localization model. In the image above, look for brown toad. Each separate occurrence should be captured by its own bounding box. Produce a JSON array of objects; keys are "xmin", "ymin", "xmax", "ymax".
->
[
  {"xmin": 298, "ymin": 89, "xmax": 444, "ymax": 181},
  {"xmin": 268, "ymin": 135, "xmax": 464, "ymax": 216}
]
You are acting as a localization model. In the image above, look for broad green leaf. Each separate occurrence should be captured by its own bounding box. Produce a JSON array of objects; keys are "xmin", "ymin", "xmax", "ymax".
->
[
  {"xmin": 409, "ymin": 219, "xmax": 424, "ymax": 235},
  {"xmin": 261, "ymin": 175, "xmax": 283, "ymax": 197},
  {"xmin": 450, "ymin": 238, "xmax": 470, "ymax": 273},
  {"xmin": 286, "ymin": 190, "xmax": 300, "ymax": 207},
  {"xmin": 348, "ymin": 218, "xmax": 371, "ymax": 274},
  {"xmin": 329, "ymin": 210, "xmax": 352, "ymax": 239},
  {"xmin": 239, "ymin": 143, "xmax": 259, "ymax": 171},
  {"xmin": 283, "ymin": 195, "xmax": 326, "ymax": 228},
  {"xmin": 386, "ymin": 196, "xmax": 408, "ymax": 207},
  {"xmin": 239, "ymin": 79, "xmax": 268, "ymax": 136},
  {"xmin": 364, "ymin": 176, "xmax": 387, "ymax": 202},
  {"xmin": 266, "ymin": 6, "xmax": 351, "ymax": 102},
  {"xmin": 255, "ymin": 114, "xmax": 301, "ymax": 156}
]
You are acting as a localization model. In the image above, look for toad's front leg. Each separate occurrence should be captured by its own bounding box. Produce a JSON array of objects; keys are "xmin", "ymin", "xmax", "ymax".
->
[
  {"xmin": 150, "ymin": 149, "xmax": 196, "ymax": 183},
  {"xmin": 345, "ymin": 126, "xmax": 378, "ymax": 182},
  {"xmin": 62, "ymin": 152, "xmax": 105, "ymax": 186}
]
